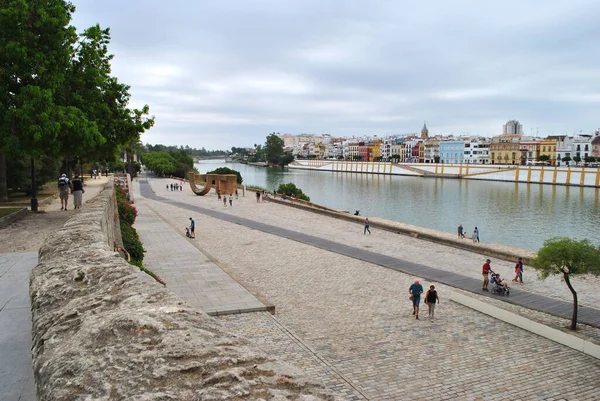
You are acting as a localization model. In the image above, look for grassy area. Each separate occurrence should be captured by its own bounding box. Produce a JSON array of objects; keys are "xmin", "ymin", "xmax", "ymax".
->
[
  {"xmin": 4, "ymin": 183, "xmax": 57, "ymax": 205},
  {"xmin": 0, "ymin": 207, "xmax": 23, "ymax": 218}
]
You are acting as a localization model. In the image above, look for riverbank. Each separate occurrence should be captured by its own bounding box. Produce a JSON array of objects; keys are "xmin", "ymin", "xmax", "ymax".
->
[{"xmin": 289, "ymin": 160, "xmax": 600, "ymax": 188}]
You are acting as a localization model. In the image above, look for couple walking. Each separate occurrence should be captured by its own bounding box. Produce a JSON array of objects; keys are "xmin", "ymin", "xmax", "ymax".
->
[
  {"xmin": 408, "ymin": 280, "xmax": 439, "ymax": 320},
  {"xmin": 457, "ymin": 224, "xmax": 480, "ymax": 242}
]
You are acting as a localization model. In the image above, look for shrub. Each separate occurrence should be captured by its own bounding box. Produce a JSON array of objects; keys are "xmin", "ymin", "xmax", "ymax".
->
[
  {"xmin": 116, "ymin": 187, "xmax": 137, "ymax": 225},
  {"xmin": 206, "ymin": 167, "xmax": 243, "ymax": 184},
  {"xmin": 120, "ymin": 220, "xmax": 145, "ymax": 267},
  {"xmin": 277, "ymin": 183, "xmax": 310, "ymax": 202}
]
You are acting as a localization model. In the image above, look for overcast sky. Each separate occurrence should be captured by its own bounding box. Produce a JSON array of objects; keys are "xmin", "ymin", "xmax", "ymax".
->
[{"xmin": 70, "ymin": 0, "xmax": 600, "ymax": 150}]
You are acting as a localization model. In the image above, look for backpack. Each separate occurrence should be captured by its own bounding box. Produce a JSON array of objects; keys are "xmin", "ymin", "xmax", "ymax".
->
[{"xmin": 58, "ymin": 177, "xmax": 69, "ymax": 189}]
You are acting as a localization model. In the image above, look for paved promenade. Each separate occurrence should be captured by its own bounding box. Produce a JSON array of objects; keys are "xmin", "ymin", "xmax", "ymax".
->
[
  {"xmin": 133, "ymin": 190, "xmax": 269, "ymax": 315},
  {"xmin": 0, "ymin": 252, "xmax": 37, "ymax": 401},
  {"xmin": 134, "ymin": 175, "xmax": 600, "ymax": 400}
]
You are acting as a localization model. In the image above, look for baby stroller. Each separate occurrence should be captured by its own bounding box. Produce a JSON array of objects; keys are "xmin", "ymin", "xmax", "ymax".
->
[
  {"xmin": 490, "ymin": 272, "xmax": 510, "ymax": 296},
  {"xmin": 185, "ymin": 227, "xmax": 192, "ymax": 238}
]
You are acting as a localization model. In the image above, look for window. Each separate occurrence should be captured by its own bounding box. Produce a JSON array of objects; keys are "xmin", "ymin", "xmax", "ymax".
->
[{"xmin": 512, "ymin": 152, "xmax": 516, "ymax": 159}]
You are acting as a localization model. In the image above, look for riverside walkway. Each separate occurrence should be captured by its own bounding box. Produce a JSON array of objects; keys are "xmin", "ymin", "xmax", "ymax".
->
[
  {"xmin": 138, "ymin": 179, "xmax": 600, "ymax": 328},
  {"xmin": 131, "ymin": 175, "xmax": 600, "ymax": 399}
]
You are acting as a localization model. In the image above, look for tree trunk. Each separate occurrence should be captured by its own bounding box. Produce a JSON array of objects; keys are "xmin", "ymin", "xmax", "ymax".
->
[
  {"xmin": 563, "ymin": 272, "xmax": 578, "ymax": 330},
  {"xmin": 30, "ymin": 157, "xmax": 38, "ymax": 211},
  {"xmin": 0, "ymin": 152, "xmax": 8, "ymax": 202}
]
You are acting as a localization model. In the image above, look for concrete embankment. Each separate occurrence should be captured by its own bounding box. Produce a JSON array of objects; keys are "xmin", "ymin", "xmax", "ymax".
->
[
  {"xmin": 29, "ymin": 182, "xmax": 335, "ymax": 400},
  {"xmin": 289, "ymin": 161, "xmax": 600, "ymax": 188},
  {"xmin": 268, "ymin": 195, "xmax": 535, "ymax": 263}
]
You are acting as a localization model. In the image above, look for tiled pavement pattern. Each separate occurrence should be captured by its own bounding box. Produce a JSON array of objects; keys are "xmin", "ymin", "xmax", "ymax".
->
[
  {"xmin": 0, "ymin": 252, "xmax": 37, "ymax": 401},
  {"xmin": 134, "ymin": 176, "xmax": 600, "ymax": 400},
  {"xmin": 134, "ymin": 195, "xmax": 268, "ymax": 315}
]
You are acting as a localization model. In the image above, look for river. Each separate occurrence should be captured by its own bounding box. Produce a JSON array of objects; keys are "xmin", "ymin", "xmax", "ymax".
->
[{"xmin": 195, "ymin": 160, "xmax": 600, "ymax": 251}]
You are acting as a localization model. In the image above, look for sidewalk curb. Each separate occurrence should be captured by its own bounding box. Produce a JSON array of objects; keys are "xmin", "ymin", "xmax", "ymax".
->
[{"xmin": 450, "ymin": 291, "xmax": 600, "ymax": 360}]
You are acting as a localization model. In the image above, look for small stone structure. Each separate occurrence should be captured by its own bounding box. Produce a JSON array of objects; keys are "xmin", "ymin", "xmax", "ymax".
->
[
  {"xmin": 189, "ymin": 172, "xmax": 237, "ymax": 196},
  {"xmin": 29, "ymin": 182, "xmax": 335, "ymax": 400}
]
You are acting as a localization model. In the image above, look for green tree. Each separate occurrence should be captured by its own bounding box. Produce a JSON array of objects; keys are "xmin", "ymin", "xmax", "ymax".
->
[
  {"xmin": 141, "ymin": 152, "xmax": 177, "ymax": 176},
  {"xmin": 530, "ymin": 237, "xmax": 600, "ymax": 330},
  {"xmin": 562, "ymin": 156, "xmax": 571, "ymax": 163},
  {"xmin": 264, "ymin": 133, "xmax": 284, "ymax": 165},
  {"xmin": 572, "ymin": 156, "xmax": 581, "ymax": 165},
  {"xmin": 206, "ymin": 167, "xmax": 243, "ymax": 184},
  {"xmin": 538, "ymin": 155, "xmax": 550, "ymax": 161},
  {"xmin": 0, "ymin": 0, "xmax": 77, "ymax": 206}
]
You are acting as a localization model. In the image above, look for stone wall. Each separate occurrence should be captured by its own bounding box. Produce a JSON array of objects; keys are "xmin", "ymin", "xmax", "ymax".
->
[{"xmin": 29, "ymin": 184, "xmax": 335, "ymax": 400}]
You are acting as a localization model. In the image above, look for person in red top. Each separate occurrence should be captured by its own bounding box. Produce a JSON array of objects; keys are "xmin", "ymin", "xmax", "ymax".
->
[{"xmin": 482, "ymin": 259, "xmax": 491, "ymax": 291}]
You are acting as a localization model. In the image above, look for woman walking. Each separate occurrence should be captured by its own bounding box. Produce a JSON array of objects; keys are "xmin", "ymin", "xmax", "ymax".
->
[
  {"xmin": 364, "ymin": 218, "xmax": 371, "ymax": 234},
  {"xmin": 425, "ymin": 285, "xmax": 440, "ymax": 319}
]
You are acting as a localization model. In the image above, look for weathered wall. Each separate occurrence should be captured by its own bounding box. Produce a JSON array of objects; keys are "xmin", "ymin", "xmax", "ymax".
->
[{"xmin": 30, "ymin": 185, "xmax": 335, "ymax": 400}]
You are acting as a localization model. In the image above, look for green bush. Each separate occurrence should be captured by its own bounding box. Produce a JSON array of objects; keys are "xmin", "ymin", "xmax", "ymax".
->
[
  {"xmin": 120, "ymin": 220, "xmax": 145, "ymax": 267},
  {"xmin": 206, "ymin": 167, "xmax": 243, "ymax": 184},
  {"xmin": 277, "ymin": 183, "xmax": 310, "ymax": 202},
  {"xmin": 116, "ymin": 187, "xmax": 137, "ymax": 225}
]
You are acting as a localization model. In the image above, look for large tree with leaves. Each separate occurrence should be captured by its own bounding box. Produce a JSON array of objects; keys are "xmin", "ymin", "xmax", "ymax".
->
[
  {"xmin": 0, "ymin": 0, "xmax": 77, "ymax": 206},
  {"xmin": 530, "ymin": 237, "xmax": 600, "ymax": 330},
  {"xmin": 265, "ymin": 133, "xmax": 284, "ymax": 165}
]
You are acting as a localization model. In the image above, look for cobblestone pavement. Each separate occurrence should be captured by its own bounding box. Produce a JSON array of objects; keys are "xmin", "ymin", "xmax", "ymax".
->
[
  {"xmin": 0, "ymin": 252, "xmax": 37, "ymax": 401},
  {"xmin": 134, "ymin": 176, "xmax": 600, "ymax": 400}
]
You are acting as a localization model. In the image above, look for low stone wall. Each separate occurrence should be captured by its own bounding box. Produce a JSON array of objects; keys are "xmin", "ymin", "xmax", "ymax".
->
[
  {"xmin": 270, "ymin": 196, "xmax": 535, "ymax": 263},
  {"xmin": 30, "ymin": 184, "xmax": 335, "ymax": 400},
  {"xmin": 0, "ymin": 207, "xmax": 28, "ymax": 229}
]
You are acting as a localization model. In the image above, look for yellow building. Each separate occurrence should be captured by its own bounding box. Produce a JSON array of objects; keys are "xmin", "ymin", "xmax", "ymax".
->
[
  {"xmin": 489, "ymin": 134, "xmax": 521, "ymax": 165},
  {"xmin": 539, "ymin": 138, "xmax": 558, "ymax": 164},
  {"xmin": 367, "ymin": 142, "xmax": 381, "ymax": 161}
]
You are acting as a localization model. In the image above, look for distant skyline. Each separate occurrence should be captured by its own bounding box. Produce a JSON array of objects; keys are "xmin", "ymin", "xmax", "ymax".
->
[{"xmin": 70, "ymin": 0, "xmax": 600, "ymax": 150}]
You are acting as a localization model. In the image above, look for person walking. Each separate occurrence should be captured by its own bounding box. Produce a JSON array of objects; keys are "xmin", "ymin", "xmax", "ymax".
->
[
  {"xmin": 228, "ymin": 194, "xmax": 233, "ymax": 207},
  {"xmin": 457, "ymin": 224, "xmax": 464, "ymax": 239},
  {"xmin": 57, "ymin": 173, "xmax": 72, "ymax": 211},
  {"xmin": 409, "ymin": 280, "xmax": 424, "ymax": 319},
  {"xmin": 364, "ymin": 218, "xmax": 371, "ymax": 234},
  {"xmin": 256, "ymin": 191, "xmax": 261, "ymax": 203},
  {"xmin": 512, "ymin": 257, "xmax": 524, "ymax": 283},
  {"xmin": 425, "ymin": 285, "xmax": 440, "ymax": 319},
  {"xmin": 482, "ymin": 259, "xmax": 491, "ymax": 291},
  {"xmin": 71, "ymin": 174, "xmax": 84, "ymax": 210},
  {"xmin": 223, "ymin": 195, "xmax": 227, "ymax": 207},
  {"xmin": 474, "ymin": 226, "xmax": 480, "ymax": 242},
  {"xmin": 188, "ymin": 217, "xmax": 195, "ymax": 239}
]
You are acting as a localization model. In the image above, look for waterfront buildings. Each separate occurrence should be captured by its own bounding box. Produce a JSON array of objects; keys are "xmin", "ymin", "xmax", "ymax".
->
[{"xmin": 276, "ymin": 120, "xmax": 599, "ymax": 166}]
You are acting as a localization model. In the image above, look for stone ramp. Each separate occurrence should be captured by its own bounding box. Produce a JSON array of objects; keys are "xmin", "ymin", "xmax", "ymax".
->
[
  {"xmin": 0, "ymin": 252, "xmax": 37, "ymax": 401},
  {"xmin": 134, "ymin": 190, "xmax": 269, "ymax": 316}
]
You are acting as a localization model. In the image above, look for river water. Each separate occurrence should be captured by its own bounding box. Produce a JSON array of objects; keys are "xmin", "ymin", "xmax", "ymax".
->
[{"xmin": 195, "ymin": 160, "xmax": 600, "ymax": 251}]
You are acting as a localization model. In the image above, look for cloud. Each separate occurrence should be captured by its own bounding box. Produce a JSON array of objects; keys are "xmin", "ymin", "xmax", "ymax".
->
[{"xmin": 70, "ymin": 0, "xmax": 600, "ymax": 149}]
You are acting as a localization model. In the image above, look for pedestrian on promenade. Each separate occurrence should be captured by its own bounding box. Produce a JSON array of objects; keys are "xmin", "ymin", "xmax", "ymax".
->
[
  {"xmin": 256, "ymin": 191, "xmax": 260, "ymax": 203},
  {"xmin": 512, "ymin": 257, "xmax": 524, "ymax": 283},
  {"xmin": 229, "ymin": 194, "xmax": 233, "ymax": 207},
  {"xmin": 482, "ymin": 259, "xmax": 491, "ymax": 291},
  {"xmin": 71, "ymin": 174, "xmax": 84, "ymax": 210},
  {"xmin": 458, "ymin": 224, "xmax": 464, "ymax": 239},
  {"xmin": 235, "ymin": 188, "xmax": 239, "ymax": 199},
  {"xmin": 217, "ymin": 191, "xmax": 221, "ymax": 200},
  {"xmin": 223, "ymin": 195, "xmax": 227, "ymax": 207},
  {"xmin": 474, "ymin": 226, "xmax": 480, "ymax": 242},
  {"xmin": 188, "ymin": 217, "xmax": 195, "ymax": 238},
  {"xmin": 425, "ymin": 285, "xmax": 440, "ymax": 319},
  {"xmin": 409, "ymin": 280, "xmax": 424, "ymax": 319},
  {"xmin": 58, "ymin": 173, "xmax": 72, "ymax": 211},
  {"xmin": 364, "ymin": 218, "xmax": 371, "ymax": 234}
]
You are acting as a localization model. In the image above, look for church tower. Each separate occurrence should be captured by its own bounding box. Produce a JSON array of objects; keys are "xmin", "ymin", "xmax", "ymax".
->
[{"xmin": 421, "ymin": 122, "xmax": 429, "ymax": 139}]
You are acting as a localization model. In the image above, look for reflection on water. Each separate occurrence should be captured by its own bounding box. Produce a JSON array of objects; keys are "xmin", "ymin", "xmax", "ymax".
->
[{"xmin": 196, "ymin": 161, "xmax": 600, "ymax": 251}]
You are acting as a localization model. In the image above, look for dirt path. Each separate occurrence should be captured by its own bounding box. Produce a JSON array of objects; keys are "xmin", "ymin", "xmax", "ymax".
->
[{"xmin": 0, "ymin": 177, "xmax": 110, "ymax": 253}]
